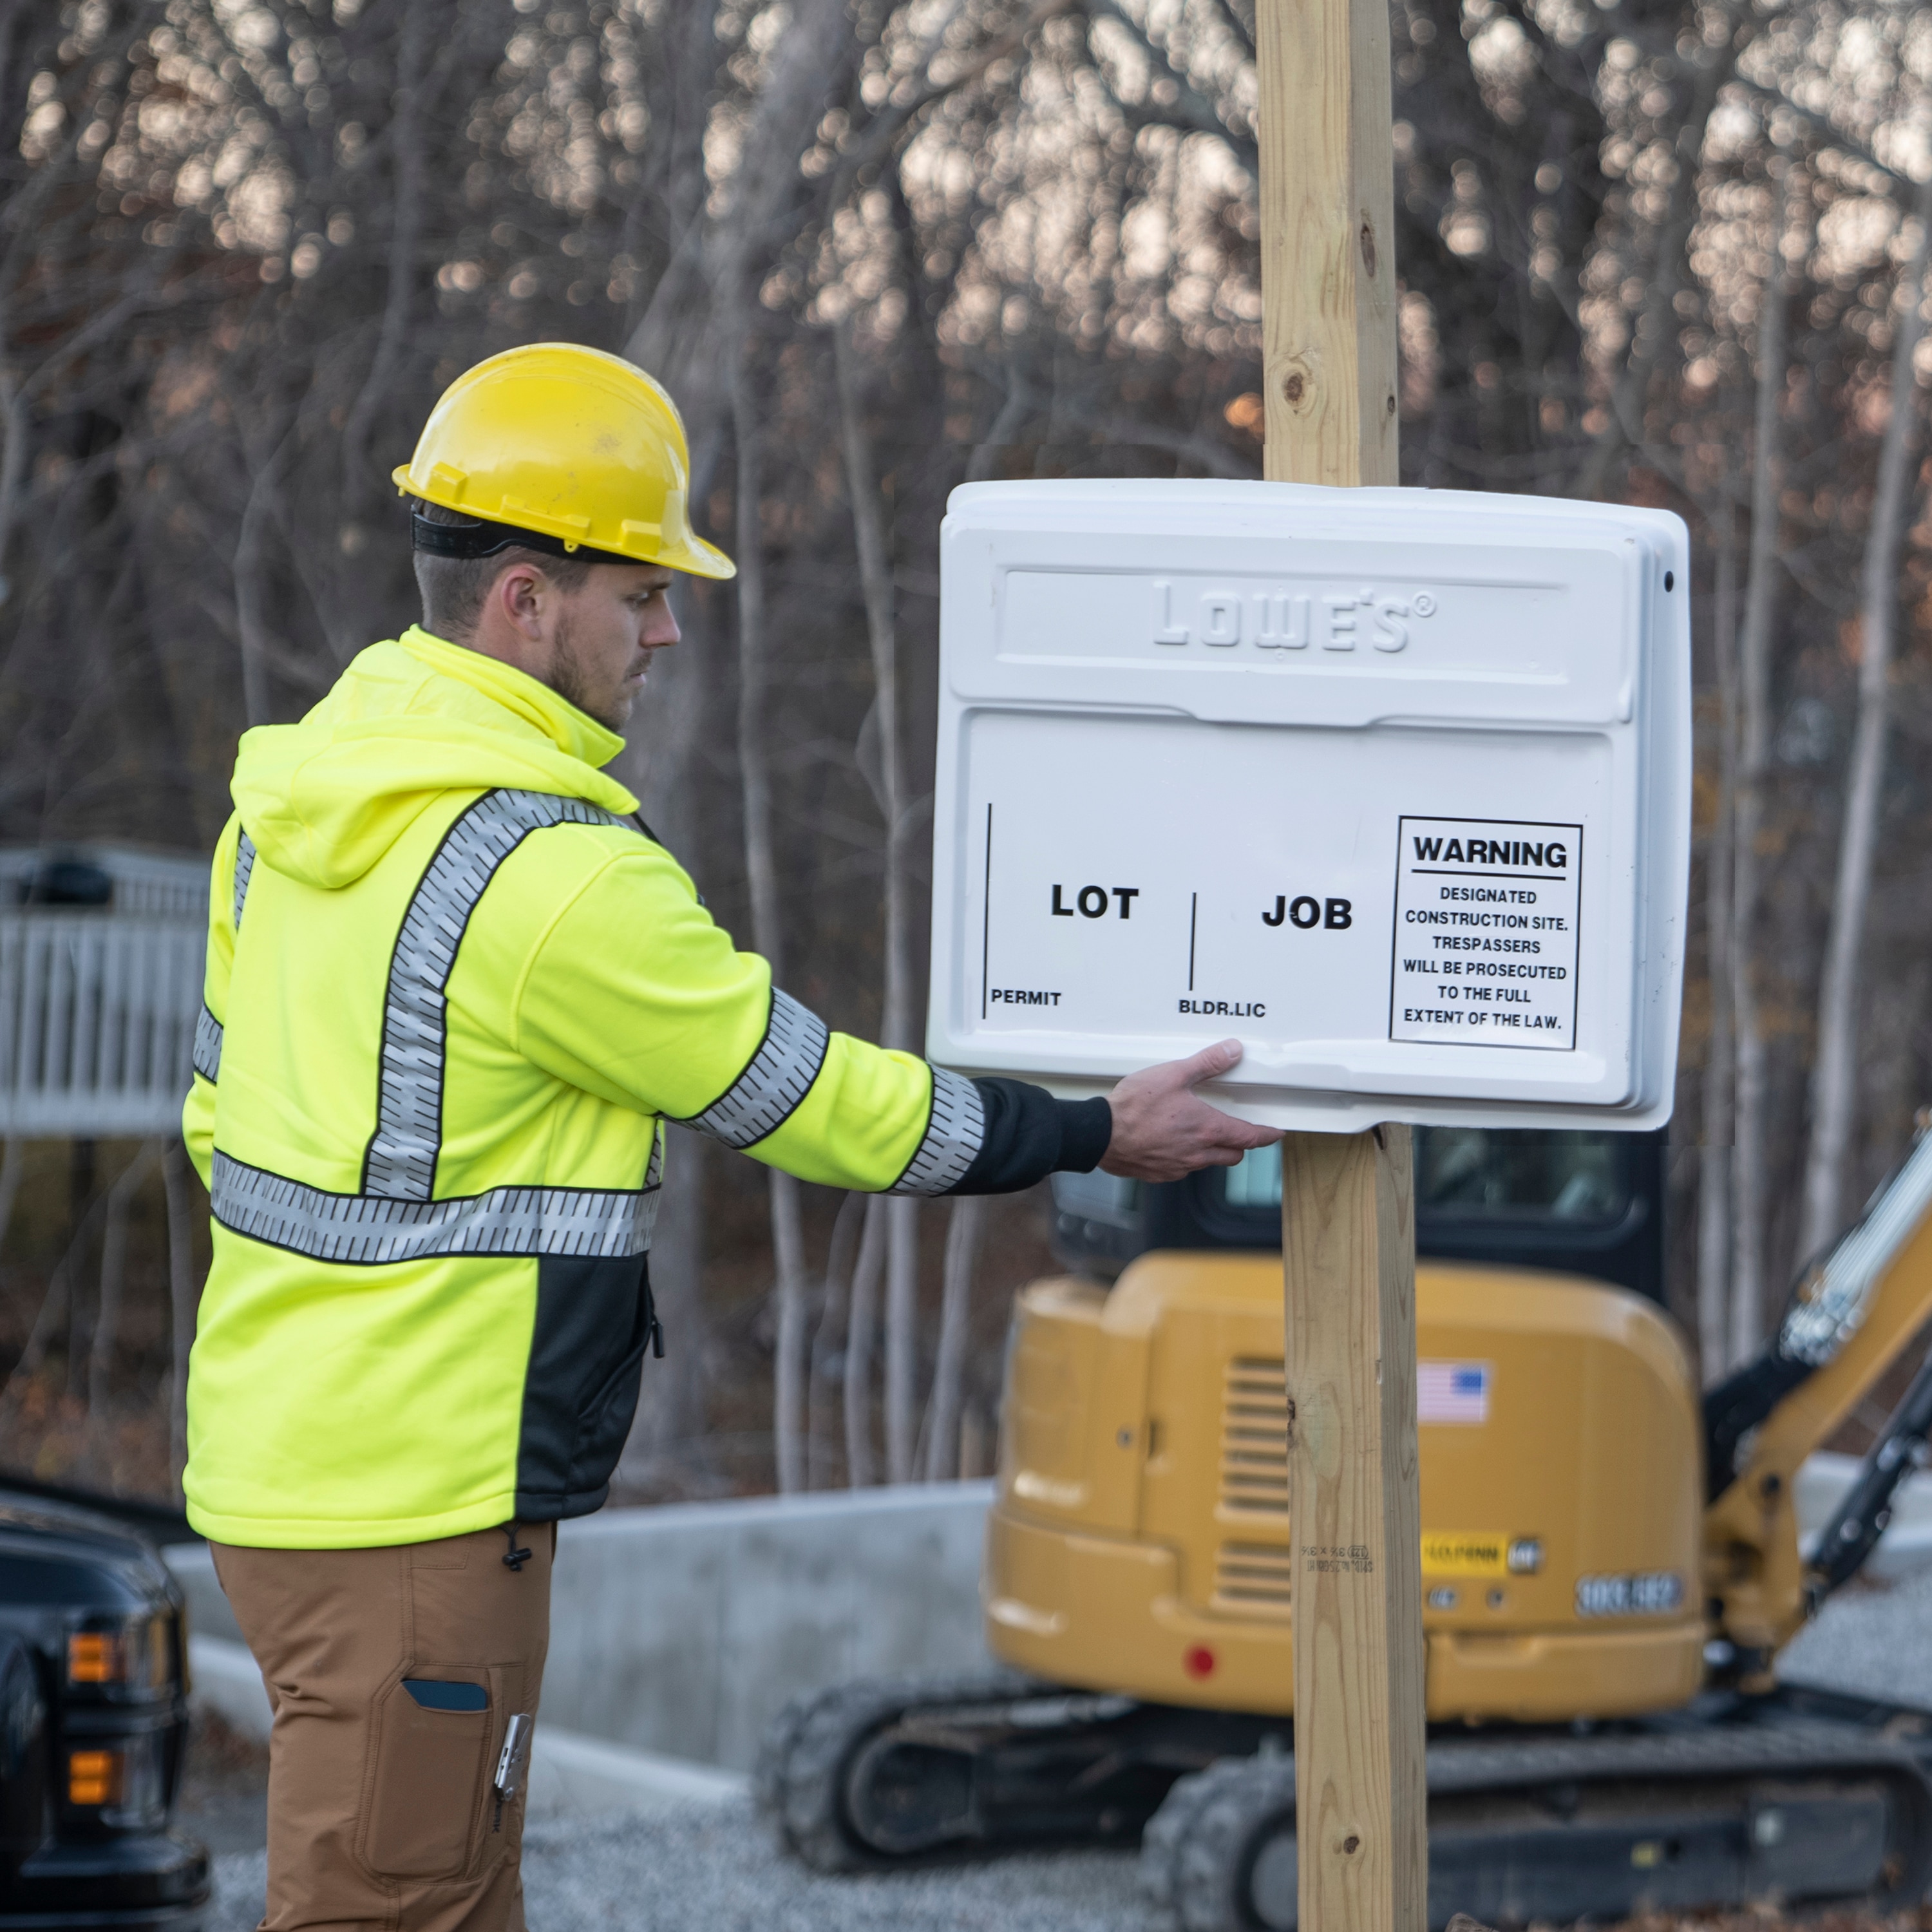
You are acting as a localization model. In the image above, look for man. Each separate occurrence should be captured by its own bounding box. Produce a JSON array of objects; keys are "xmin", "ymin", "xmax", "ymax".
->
[{"xmin": 182, "ymin": 341, "xmax": 1278, "ymax": 1931}]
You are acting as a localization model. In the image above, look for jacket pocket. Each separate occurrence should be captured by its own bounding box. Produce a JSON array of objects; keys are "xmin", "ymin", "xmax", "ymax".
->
[{"xmin": 365, "ymin": 1675, "xmax": 491, "ymax": 1879}]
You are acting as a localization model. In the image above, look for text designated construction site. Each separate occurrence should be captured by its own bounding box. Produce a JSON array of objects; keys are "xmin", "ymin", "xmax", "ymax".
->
[{"xmin": 1391, "ymin": 819, "xmax": 1582, "ymax": 1048}]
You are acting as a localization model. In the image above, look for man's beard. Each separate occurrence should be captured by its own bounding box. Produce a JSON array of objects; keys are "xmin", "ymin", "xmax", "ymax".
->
[{"xmin": 548, "ymin": 613, "xmax": 631, "ymax": 732}]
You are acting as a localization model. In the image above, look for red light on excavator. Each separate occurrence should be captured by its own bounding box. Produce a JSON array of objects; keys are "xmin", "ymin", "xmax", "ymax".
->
[{"xmin": 1184, "ymin": 1645, "xmax": 1217, "ymax": 1679}]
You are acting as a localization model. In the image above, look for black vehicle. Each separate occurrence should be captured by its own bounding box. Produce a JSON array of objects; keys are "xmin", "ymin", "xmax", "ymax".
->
[{"xmin": 0, "ymin": 1485, "xmax": 206, "ymax": 1929}]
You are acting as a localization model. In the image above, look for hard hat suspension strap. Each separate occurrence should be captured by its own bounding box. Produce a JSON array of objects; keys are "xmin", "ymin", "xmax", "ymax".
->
[{"xmin": 409, "ymin": 506, "xmax": 635, "ymax": 570}]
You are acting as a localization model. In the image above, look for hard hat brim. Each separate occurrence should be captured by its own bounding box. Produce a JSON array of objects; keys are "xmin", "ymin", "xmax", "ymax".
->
[
  {"xmin": 394, "ymin": 465, "xmax": 736, "ymax": 581},
  {"xmin": 653, "ymin": 531, "xmax": 738, "ymax": 582}
]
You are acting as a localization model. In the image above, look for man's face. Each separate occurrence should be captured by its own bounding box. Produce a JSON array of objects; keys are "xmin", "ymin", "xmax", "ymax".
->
[{"xmin": 545, "ymin": 562, "xmax": 681, "ymax": 732}]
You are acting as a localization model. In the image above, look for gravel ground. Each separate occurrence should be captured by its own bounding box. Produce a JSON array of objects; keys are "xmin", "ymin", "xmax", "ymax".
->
[
  {"xmin": 196, "ymin": 1564, "xmax": 1932, "ymax": 1932},
  {"xmin": 1779, "ymin": 1561, "xmax": 1932, "ymax": 1706},
  {"xmin": 207, "ymin": 1813, "xmax": 1155, "ymax": 1932}
]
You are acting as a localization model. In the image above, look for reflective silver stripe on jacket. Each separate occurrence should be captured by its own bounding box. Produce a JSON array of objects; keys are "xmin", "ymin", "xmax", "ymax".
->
[
  {"xmin": 194, "ymin": 1005, "xmax": 223, "ymax": 1084},
  {"xmin": 363, "ymin": 790, "xmax": 628, "ymax": 1198},
  {"xmin": 889, "ymin": 1066, "xmax": 985, "ymax": 1196},
  {"xmin": 210, "ymin": 1151, "xmax": 656, "ymax": 1264},
  {"xmin": 198, "ymin": 832, "xmax": 258, "ymax": 1084},
  {"xmin": 212, "ymin": 788, "xmax": 656, "ymax": 1265},
  {"xmin": 681, "ymin": 990, "xmax": 830, "ymax": 1150},
  {"xmin": 232, "ymin": 832, "xmax": 256, "ymax": 929}
]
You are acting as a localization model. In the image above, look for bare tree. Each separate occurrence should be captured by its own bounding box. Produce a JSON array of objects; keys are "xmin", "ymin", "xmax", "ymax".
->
[
  {"xmin": 808, "ymin": 1189, "xmax": 866, "ymax": 1488},
  {"xmin": 835, "ymin": 318, "xmax": 927, "ymax": 1484},
  {"xmin": 1699, "ymin": 466, "xmax": 1740, "ymax": 1380},
  {"xmin": 1799, "ymin": 169, "xmax": 1932, "ymax": 1263},
  {"xmin": 13, "ymin": 0, "xmax": 1932, "ymax": 1499},
  {"xmin": 845, "ymin": 1195, "xmax": 888, "ymax": 1487},
  {"xmin": 1730, "ymin": 161, "xmax": 1799, "ymax": 1365},
  {"xmin": 922, "ymin": 1195, "xmax": 985, "ymax": 1482}
]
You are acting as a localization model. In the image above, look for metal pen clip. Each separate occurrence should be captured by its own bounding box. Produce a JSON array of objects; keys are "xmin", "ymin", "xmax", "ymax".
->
[{"xmin": 494, "ymin": 1713, "xmax": 533, "ymax": 1801}]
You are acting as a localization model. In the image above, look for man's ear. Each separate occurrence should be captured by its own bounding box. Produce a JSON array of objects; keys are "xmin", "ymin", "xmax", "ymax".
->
[{"xmin": 493, "ymin": 562, "xmax": 548, "ymax": 641}]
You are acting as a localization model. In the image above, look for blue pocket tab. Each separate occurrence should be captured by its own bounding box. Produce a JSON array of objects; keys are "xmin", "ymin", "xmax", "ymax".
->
[{"xmin": 402, "ymin": 1678, "xmax": 489, "ymax": 1712}]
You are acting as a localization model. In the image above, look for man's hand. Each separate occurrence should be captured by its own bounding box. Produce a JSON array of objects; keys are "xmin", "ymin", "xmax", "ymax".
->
[{"xmin": 1099, "ymin": 1039, "xmax": 1283, "ymax": 1182}]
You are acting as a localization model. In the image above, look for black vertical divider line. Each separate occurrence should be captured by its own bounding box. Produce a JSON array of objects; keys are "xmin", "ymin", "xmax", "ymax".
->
[
  {"xmin": 1188, "ymin": 892, "xmax": 1198, "ymax": 992},
  {"xmin": 981, "ymin": 802, "xmax": 993, "ymax": 1019}
]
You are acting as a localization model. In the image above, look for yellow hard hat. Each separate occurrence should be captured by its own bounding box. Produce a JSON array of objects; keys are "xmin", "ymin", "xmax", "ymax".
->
[{"xmin": 392, "ymin": 342, "xmax": 736, "ymax": 581}]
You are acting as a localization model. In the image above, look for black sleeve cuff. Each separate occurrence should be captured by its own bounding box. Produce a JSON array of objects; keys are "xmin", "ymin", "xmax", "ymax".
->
[
  {"xmin": 1055, "ymin": 1096, "xmax": 1113, "ymax": 1174},
  {"xmin": 950, "ymin": 1080, "xmax": 1113, "ymax": 1195}
]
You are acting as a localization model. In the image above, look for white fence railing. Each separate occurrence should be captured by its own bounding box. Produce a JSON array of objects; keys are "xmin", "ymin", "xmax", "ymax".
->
[
  {"xmin": 0, "ymin": 848, "xmax": 209, "ymax": 921},
  {"xmin": 0, "ymin": 914, "xmax": 206, "ymax": 1136}
]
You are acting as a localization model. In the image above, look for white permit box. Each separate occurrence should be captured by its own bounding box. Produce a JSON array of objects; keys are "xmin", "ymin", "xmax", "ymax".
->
[{"xmin": 924, "ymin": 480, "xmax": 1690, "ymax": 1131}]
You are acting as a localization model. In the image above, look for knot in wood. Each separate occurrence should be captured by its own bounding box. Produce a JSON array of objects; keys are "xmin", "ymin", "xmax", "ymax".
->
[
  {"xmin": 1342, "ymin": 1833, "xmax": 1361, "ymax": 1855},
  {"xmin": 1358, "ymin": 215, "xmax": 1378, "ymax": 279},
  {"xmin": 1281, "ymin": 370, "xmax": 1307, "ymax": 405}
]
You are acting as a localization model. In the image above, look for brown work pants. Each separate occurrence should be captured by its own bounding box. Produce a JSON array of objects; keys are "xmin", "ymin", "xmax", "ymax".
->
[{"xmin": 211, "ymin": 1524, "xmax": 554, "ymax": 1932}]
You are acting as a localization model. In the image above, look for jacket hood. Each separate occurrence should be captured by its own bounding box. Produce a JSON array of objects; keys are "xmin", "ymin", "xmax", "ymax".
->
[{"xmin": 232, "ymin": 627, "xmax": 641, "ymax": 891}]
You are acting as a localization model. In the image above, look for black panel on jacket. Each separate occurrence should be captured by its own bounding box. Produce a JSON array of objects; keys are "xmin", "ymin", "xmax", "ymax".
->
[
  {"xmin": 516, "ymin": 1254, "xmax": 659, "ymax": 1521},
  {"xmin": 954, "ymin": 1081, "xmax": 1111, "ymax": 1195}
]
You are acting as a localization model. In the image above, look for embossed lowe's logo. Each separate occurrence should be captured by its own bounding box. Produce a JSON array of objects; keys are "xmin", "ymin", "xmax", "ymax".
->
[{"xmin": 1151, "ymin": 578, "xmax": 1439, "ymax": 654}]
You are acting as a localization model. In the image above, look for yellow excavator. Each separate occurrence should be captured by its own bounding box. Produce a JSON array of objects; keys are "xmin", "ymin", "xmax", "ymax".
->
[{"xmin": 760, "ymin": 1125, "xmax": 1932, "ymax": 1927}]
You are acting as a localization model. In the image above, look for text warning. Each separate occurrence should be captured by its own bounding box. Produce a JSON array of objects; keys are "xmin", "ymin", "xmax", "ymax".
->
[{"xmin": 1390, "ymin": 816, "xmax": 1581, "ymax": 1050}]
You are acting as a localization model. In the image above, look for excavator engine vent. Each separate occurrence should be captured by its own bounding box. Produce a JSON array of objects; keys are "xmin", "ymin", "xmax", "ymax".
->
[
  {"xmin": 1213, "ymin": 1542, "xmax": 1294, "ymax": 1616},
  {"xmin": 1218, "ymin": 1356, "xmax": 1293, "ymax": 1615},
  {"xmin": 1220, "ymin": 1356, "xmax": 1291, "ymax": 1515}
]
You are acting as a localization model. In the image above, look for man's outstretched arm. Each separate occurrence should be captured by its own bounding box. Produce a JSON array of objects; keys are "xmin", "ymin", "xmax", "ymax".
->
[{"xmin": 514, "ymin": 845, "xmax": 1281, "ymax": 1194}]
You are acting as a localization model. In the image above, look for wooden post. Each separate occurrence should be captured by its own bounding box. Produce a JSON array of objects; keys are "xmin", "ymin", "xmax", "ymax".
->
[
  {"xmin": 1255, "ymin": 0, "xmax": 1426, "ymax": 1926},
  {"xmin": 1282, "ymin": 1130, "xmax": 1424, "ymax": 1928}
]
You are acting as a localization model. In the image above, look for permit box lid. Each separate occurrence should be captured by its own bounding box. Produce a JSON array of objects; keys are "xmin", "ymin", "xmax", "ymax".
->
[
  {"xmin": 940, "ymin": 478, "xmax": 1677, "ymax": 731},
  {"xmin": 925, "ymin": 480, "xmax": 1690, "ymax": 1132}
]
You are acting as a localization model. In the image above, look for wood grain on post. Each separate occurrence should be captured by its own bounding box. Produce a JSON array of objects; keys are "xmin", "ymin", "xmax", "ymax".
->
[
  {"xmin": 1256, "ymin": 0, "xmax": 1399, "ymax": 488},
  {"xmin": 1255, "ymin": 0, "xmax": 1424, "ymax": 1924}
]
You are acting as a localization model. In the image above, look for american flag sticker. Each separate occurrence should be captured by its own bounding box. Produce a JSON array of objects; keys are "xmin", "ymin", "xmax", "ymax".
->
[{"xmin": 1417, "ymin": 1360, "xmax": 1490, "ymax": 1425}]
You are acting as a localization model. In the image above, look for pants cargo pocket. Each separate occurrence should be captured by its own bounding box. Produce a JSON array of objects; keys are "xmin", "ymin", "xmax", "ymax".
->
[{"xmin": 365, "ymin": 1676, "xmax": 491, "ymax": 1879}]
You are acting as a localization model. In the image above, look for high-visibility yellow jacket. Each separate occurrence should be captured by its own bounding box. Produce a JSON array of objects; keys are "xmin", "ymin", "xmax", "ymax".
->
[{"xmin": 184, "ymin": 626, "xmax": 1108, "ymax": 1548}]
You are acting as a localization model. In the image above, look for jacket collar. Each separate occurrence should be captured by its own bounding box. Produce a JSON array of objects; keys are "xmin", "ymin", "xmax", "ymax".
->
[{"xmin": 397, "ymin": 624, "xmax": 627, "ymax": 772}]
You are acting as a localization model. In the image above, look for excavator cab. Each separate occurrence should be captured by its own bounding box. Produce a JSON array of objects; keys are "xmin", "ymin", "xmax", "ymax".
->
[
  {"xmin": 762, "ymin": 1127, "xmax": 1932, "ymax": 1926},
  {"xmin": 1051, "ymin": 1126, "xmax": 1665, "ymax": 1293}
]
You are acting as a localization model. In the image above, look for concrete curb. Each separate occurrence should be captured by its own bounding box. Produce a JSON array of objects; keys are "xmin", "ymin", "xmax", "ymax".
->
[
  {"xmin": 187, "ymin": 1634, "xmax": 746, "ymax": 1821},
  {"xmin": 166, "ymin": 1484, "xmax": 998, "ymax": 1776}
]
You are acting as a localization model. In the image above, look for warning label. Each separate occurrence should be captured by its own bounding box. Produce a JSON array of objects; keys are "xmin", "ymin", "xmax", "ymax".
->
[
  {"xmin": 1420, "ymin": 1531, "xmax": 1510, "ymax": 1578},
  {"xmin": 1389, "ymin": 817, "xmax": 1581, "ymax": 1050}
]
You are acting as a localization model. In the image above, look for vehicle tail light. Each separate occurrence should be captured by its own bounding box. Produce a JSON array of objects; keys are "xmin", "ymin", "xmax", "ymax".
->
[
  {"xmin": 66, "ymin": 1634, "xmax": 117, "ymax": 1685},
  {"xmin": 66, "ymin": 1615, "xmax": 175, "ymax": 1692},
  {"xmin": 68, "ymin": 1748, "xmax": 122, "ymax": 1807},
  {"xmin": 64, "ymin": 1733, "xmax": 164, "ymax": 1826}
]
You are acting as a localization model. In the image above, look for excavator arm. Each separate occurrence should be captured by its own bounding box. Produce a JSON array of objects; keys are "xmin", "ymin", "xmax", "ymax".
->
[{"xmin": 1704, "ymin": 1128, "xmax": 1932, "ymax": 1678}]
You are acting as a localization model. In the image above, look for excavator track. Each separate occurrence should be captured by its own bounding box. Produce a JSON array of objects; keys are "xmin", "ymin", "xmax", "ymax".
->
[
  {"xmin": 1148, "ymin": 1712, "xmax": 1932, "ymax": 1929},
  {"xmin": 759, "ymin": 1672, "xmax": 1932, "ymax": 1924},
  {"xmin": 756, "ymin": 1668, "xmax": 1277, "ymax": 1871}
]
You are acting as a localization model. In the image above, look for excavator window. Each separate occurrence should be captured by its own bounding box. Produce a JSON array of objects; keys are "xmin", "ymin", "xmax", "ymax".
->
[{"xmin": 1056, "ymin": 1128, "xmax": 1667, "ymax": 1304}]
